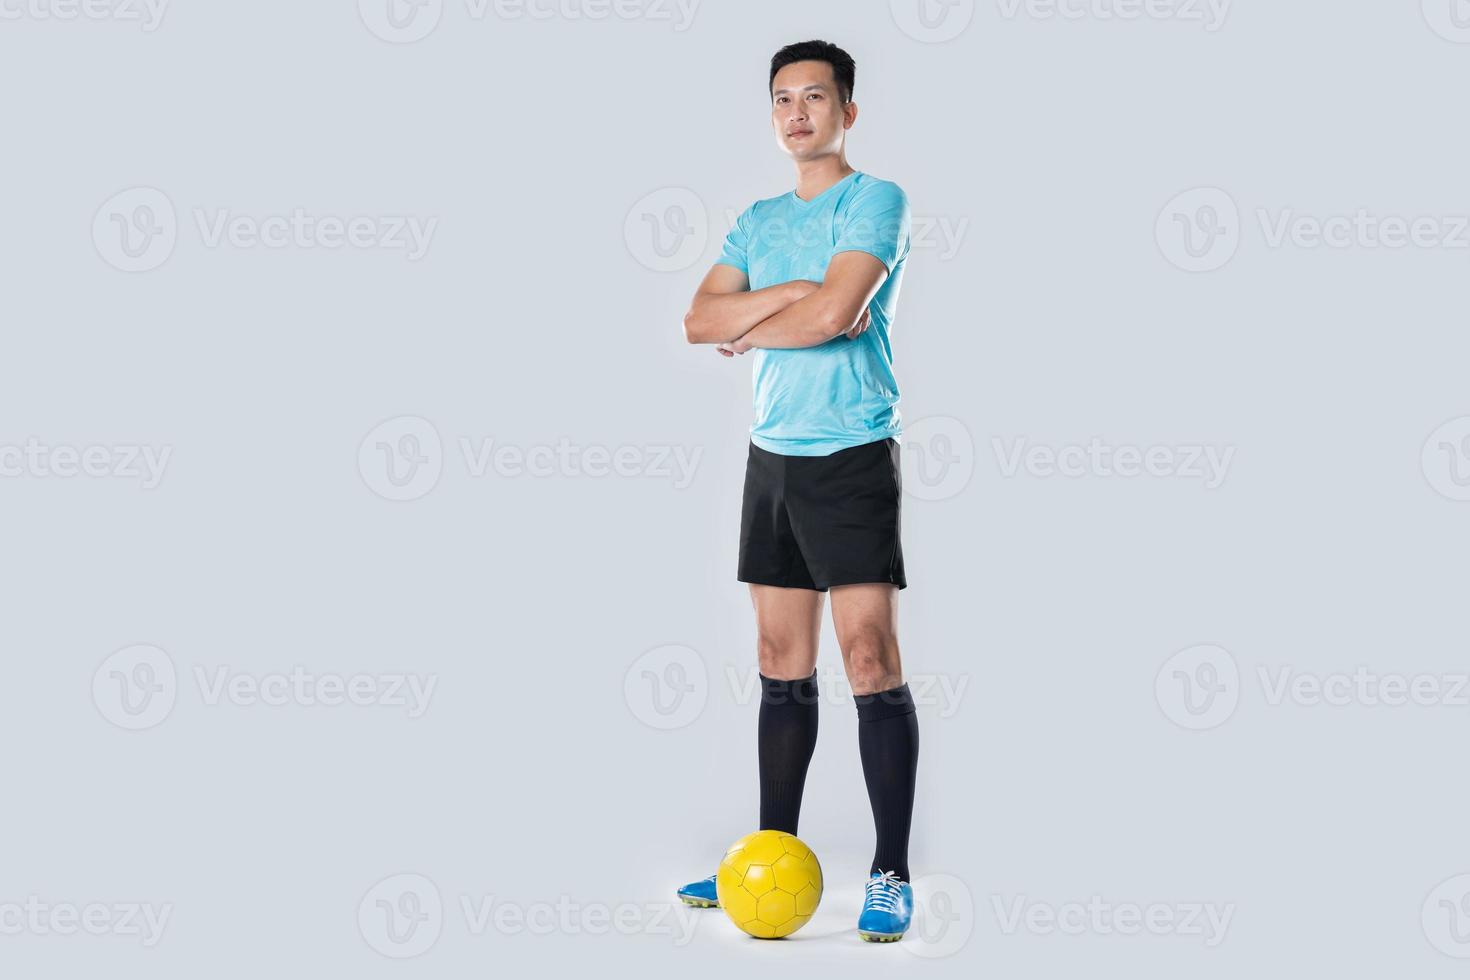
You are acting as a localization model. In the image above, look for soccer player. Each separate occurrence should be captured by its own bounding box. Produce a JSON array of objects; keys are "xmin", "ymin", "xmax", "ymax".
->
[{"xmin": 676, "ymin": 40, "xmax": 920, "ymax": 943}]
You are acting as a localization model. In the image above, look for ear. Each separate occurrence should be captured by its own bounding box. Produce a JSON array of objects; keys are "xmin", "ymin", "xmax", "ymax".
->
[{"xmin": 844, "ymin": 101, "xmax": 859, "ymax": 129}]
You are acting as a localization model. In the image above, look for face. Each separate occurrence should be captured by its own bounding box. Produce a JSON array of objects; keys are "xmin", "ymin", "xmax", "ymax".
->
[{"xmin": 770, "ymin": 60, "xmax": 855, "ymax": 161}]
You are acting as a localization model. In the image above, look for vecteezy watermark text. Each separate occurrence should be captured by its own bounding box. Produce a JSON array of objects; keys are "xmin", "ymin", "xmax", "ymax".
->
[
  {"xmin": 995, "ymin": 0, "xmax": 1230, "ymax": 30},
  {"xmin": 92, "ymin": 644, "xmax": 437, "ymax": 730},
  {"xmin": 0, "ymin": 439, "xmax": 171, "ymax": 488},
  {"xmin": 0, "ymin": 0, "xmax": 169, "ymax": 30},
  {"xmin": 357, "ymin": 873, "xmax": 699, "ymax": 958},
  {"xmin": 0, "ymin": 897, "xmax": 173, "ymax": 947},
  {"xmin": 1156, "ymin": 644, "xmax": 1470, "ymax": 730},
  {"xmin": 358, "ymin": 0, "xmax": 700, "ymax": 44},
  {"xmin": 723, "ymin": 664, "xmax": 971, "ymax": 719},
  {"xmin": 359, "ymin": 416, "xmax": 703, "ymax": 501},
  {"xmin": 1258, "ymin": 666, "xmax": 1470, "ymax": 708},
  {"xmin": 992, "ymin": 894, "xmax": 1234, "ymax": 946},
  {"xmin": 1158, "ymin": 187, "xmax": 1470, "ymax": 272},
  {"xmin": 992, "ymin": 437, "xmax": 1235, "ymax": 488},
  {"xmin": 93, "ymin": 188, "xmax": 438, "ymax": 272},
  {"xmin": 1257, "ymin": 209, "xmax": 1470, "ymax": 251}
]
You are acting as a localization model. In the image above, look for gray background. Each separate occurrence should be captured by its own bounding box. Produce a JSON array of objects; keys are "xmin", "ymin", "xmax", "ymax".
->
[{"xmin": 3, "ymin": 0, "xmax": 1469, "ymax": 975}]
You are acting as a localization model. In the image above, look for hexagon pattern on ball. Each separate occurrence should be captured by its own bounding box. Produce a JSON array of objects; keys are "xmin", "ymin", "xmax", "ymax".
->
[{"xmin": 715, "ymin": 830, "xmax": 823, "ymax": 939}]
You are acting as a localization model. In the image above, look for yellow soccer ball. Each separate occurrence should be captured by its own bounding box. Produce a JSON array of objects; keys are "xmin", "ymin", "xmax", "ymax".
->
[{"xmin": 716, "ymin": 830, "xmax": 823, "ymax": 939}]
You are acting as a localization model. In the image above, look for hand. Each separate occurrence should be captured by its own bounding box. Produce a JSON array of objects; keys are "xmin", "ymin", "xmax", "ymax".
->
[
  {"xmin": 846, "ymin": 305, "xmax": 871, "ymax": 340},
  {"xmin": 715, "ymin": 339, "xmax": 752, "ymax": 357}
]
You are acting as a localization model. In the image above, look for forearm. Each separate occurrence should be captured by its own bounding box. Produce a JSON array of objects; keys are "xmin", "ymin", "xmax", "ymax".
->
[
  {"xmin": 684, "ymin": 280, "xmax": 815, "ymax": 344},
  {"xmin": 730, "ymin": 289, "xmax": 854, "ymax": 350}
]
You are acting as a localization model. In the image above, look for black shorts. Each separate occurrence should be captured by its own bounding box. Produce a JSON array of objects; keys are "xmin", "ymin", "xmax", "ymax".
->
[{"xmin": 737, "ymin": 437, "xmax": 907, "ymax": 592}]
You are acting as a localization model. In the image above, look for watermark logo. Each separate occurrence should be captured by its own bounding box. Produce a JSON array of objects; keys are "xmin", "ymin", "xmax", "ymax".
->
[
  {"xmin": 901, "ymin": 415, "xmax": 975, "ymax": 501},
  {"xmin": 1424, "ymin": 875, "xmax": 1470, "ymax": 957},
  {"xmin": 359, "ymin": 0, "xmax": 444, "ymax": 42},
  {"xmin": 891, "ymin": 0, "xmax": 975, "ymax": 42},
  {"xmin": 625, "ymin": 188, "xmax": 708, "ymax": 272},
  {"xmin": 1423, "ymin": 416, "xmax": 1470, "ymax": 502},
  {"xmin": 1157, "ymin": 187, "xmax": 1239, "ymax": 272},
  {"xmin": 1423, "ymin": 0, "xmax": 1470, "ymax": 43},
  {"xmin": 1155, "ymin": 644, "xmax": 1238, "ymax": 730},
  {"xmin": 359, "ymin": 874, "xmax": 443, "ymax": 958},
  {"xmin": 624, "ymin": 645, "xmax": 707, "ymax": 730},
  {"xmin": 359, "ymin": 416, "xmax": 444, "ymax": 502},
  {"xmin": 902, "ymin": 873, "xmax": 976, "ymax": 958},
  {"xmin": 93, "ymin": 187, "xmax": 177, "ymax": 273},
  {"xmin": 92, "ymin": 644, "xmax": 177, "ymax": 731}
]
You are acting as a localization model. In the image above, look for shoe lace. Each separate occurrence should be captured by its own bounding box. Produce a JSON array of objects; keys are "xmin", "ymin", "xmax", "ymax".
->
[{"xmin": 864, "ymin": 870, "xmax": 903, "ymax": 913}]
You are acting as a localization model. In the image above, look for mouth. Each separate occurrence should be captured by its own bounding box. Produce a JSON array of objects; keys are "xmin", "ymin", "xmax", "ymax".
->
[{"xmin": 787, "ymin": 129, "xmax": 813, "ymax": 139}]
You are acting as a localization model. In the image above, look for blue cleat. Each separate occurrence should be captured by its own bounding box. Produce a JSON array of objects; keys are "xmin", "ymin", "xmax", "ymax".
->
[
  {"xmin": 858, "ymin": 870, "xmax": 913, "ymax": 942},
  {"xmin": 677, "ymin": 873, "xmax": 720, "ymax": 909}
]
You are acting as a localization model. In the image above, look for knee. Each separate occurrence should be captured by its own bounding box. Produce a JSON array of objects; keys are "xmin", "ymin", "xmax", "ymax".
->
[
  {"xmin": 843, "ymin": 628, "xmax": 901, "ymax": 695},
  {"xmin": 757, "ymin": 633, "xmax": 813, "ymax": 680}
]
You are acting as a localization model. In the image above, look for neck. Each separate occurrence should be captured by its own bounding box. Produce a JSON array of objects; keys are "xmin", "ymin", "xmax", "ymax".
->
[{"xmin": 793, "ymin": 156, "xmax": 856, "ymax": 202}]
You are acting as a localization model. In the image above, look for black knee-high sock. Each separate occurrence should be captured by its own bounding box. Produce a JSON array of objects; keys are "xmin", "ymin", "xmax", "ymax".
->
[
  {"xmin": 855, "ymin": 682, "xmax": 919, "ymax": 881},
  {"xmin": 757, "ymin": 671, "xmax": 820, "ymax": 835}
]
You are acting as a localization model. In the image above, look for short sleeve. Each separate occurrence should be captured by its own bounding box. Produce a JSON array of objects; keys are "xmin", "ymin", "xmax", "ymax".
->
[
  {"xmin": 715, "ymin": 202, "xmax": 755, "ymax": 274},
  {"xmin": 833, "ymin": 180, "xmax": 911, "ymax": 275}
]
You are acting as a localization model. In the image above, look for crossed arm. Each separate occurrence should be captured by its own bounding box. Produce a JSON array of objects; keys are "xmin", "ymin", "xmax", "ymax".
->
[{"xmin": 681, "ymin": 250, "xmax": 889, "ymax": 355}]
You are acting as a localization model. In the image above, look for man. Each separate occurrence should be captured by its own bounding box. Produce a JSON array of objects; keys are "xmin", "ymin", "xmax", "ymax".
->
[{"xmin": 677, "ymin": 39, "xmax": 920, "ymax": 943}]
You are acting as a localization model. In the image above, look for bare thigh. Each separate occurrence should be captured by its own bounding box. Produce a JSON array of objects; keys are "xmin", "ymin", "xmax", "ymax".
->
[
  {"xmin": 749, "ymin": 584, "xmax": 824, "ymax": 680},
  {"xmin": 829, "ymin": 583, "xmax": 903, "ymax": 696}
]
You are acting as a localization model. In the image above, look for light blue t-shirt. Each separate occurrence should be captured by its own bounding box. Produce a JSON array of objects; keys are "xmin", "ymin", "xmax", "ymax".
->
[{"xmin": 715, "ymin": 170, "xmax": 911, "ymax": 457}]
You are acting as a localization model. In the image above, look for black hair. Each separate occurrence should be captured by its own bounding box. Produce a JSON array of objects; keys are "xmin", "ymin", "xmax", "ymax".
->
[{"xmin": 769, "ymin": 40, "xmax": 855, "ymax": 105}]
